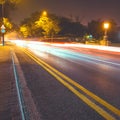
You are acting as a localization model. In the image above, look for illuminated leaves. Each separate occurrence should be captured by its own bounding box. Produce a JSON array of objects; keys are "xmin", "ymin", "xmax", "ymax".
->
[
  {"xmin": 35, "ymin": 14, "xmax": 60, "ymax": 36},
  {"xmin": 20, "ymin": 25, "xmax": 31, "ymax": 37},
  {"xmin": 9, "ymin": 0, "xmax": 21, "ymax": 4},
  {"xmin": 3, "ymin": 17, "xmax": 13, "ymax": 29},
  {"xmin": 0, "ymin": 0, "xmax": 21, "ymax": 4},
  {"xmin": 0, "ymin": 0, "xmax": 5, "ymax": 4},
  {"xmin": 19, "ymin": 11, "xmax": 61, "ymax": 38}
]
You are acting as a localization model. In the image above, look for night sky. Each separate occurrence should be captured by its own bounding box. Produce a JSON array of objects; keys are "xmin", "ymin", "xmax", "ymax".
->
[{"xmin": 11, "ymin": 0, "xmax": 120, "ymax": 25}]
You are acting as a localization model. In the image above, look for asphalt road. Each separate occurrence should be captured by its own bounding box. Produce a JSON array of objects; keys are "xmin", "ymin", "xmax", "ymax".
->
[{"xmin": 6, "ymin": 42, "xmax": 120, "ymax": 120}]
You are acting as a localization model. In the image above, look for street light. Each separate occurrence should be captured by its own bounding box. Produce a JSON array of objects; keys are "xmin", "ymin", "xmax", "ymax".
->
[
  {"xmin": 103, "ymin": 22, "xmax": 110, "ymax": 45},
  {"xmin": 103, "ymin": 22, "xmax": 109, "ymax": 40},
  {"xmin": 1, "ymin": 1, "xmax": 5, "ymax": 46},
  {"xmin": 42, "ymin": 11, "xmax": 47, "ymax": 17},
  {"xmin": 1, "ymin": 24, "xmax": 6, "ymax": 45}
]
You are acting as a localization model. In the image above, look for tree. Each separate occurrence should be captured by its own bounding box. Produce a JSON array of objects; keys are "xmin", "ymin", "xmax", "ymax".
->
[
  {"xmin": 19, "ymin": 11, "xmax": 44, "ymax": 38},
  {"xmin": 87, "ymin": 19, "xmax": 119, "ymax": 43},
  {"xmin": 105, "ymin": 19, "xmax": 118, "ymax": 43},
  {"xmin": 3, "ymin": 17, "xmax": 12, "ymax": 29},
  {"xmin": 58, "ymin": 16, "xmax": 87, "ymax": 37},
  {"xmin": 0, "ymin": 0, "xmax": 22, "ymax": 33},
  {"xmin": 0, "ymin": 0, "xmax": 22, "ymax": 18},
  {"xmin": 87, "ymin": 19, "xmax": 103, "ymax": 39},
  {"xmin": 35, "ymin": 13, "xmax": 60, "ymax": 37},
  {"xmin": 0, "ymin": 0, "xmax": 21, "ymax": 4},
  {"xmin": 20, "ymin": 25, "xmax": 31, "ymax": 38}
]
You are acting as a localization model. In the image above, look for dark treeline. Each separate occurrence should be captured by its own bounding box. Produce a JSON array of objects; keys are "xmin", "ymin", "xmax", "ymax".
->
[
  {"xmin": 0, "ymin": 1, "xmax": 120, "ymax": 43},
  {"xmin": 18, "ymin": 11, "xmax": 120, "ymax": 43},
  {"xmin": 0, "ymin": 9, "xmax": 120, "ymax": 43}
]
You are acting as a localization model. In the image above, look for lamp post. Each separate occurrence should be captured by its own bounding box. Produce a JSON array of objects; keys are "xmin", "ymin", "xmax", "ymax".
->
[
  {"xmin": 1, "ymin": 24, "xmax": 6, "ymax": 46},
  {"xmin": 1, "ymin": 1, "xmax": 5, "ymax": 46},
  {"xmin": 103, "ymin": 22, "xmax": 109, "ymax": 45}
]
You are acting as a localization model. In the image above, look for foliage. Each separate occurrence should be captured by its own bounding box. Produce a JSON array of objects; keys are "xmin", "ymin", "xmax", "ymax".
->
[
  {"xmin": 19, "ymin": 12, "xmax": 44, "ymax": 38},
  {"xmin": 17, "ymin": 10, "xmax": 120, "ymax": 42},
  {"xmin": 0, "ymin": 0, "xmax": 4, "ymax": 4},
  {"xmin": 20, "ymin": 25, "xmax": 30, "ymax": 38},
  {"xmin": 87, "ymin": 19, "xmax": 119, "ymax": 42},
  {"xmin": 58, "ymin": 17, "xmax": 87, "ymax": 37},
  {"xmin": 35, "ymin": 13, "xmax": 60, "ymax": 37},
  {"xmin": 87, "ymin": 19, "xmax": 103, "ymax": 39},
  {"xmin": 0, "ymin": 17, "xmax": 14, "ymax": 34},
  {"xmin": 0, "ymin": 0, "xmax": 119, "ymax": 43},
  {"xmin": 3, "ymin": 17, "xmax": 12, "ymax": 29},
  {"xmin": 105, "ymin": 19, "xmax": 119, "ymax": 43},
  {"xmin": 0, "ymin": 0, "xmax": 22, "ymax": 18},
  {"xmin": 0, "ymin": 0, "xmax": 21, "ymax": 4},
  {"xmin": 19, "ymin": 12, "xmax": 61, "ymax": 38}
]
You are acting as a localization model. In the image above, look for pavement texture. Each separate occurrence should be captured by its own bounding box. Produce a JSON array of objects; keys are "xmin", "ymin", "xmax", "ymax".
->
[{"xmin": 0, "ymin": 45, "xmax": 21, "ymax": 120}]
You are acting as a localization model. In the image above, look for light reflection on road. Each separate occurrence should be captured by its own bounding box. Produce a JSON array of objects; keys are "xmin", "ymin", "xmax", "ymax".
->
[
  {"xmin": 9, "ymin": 40, "xmax": 120, "ymax": 110},
  {"xmin": 10, "ymin": 40, "xmax": 120, "ymax": 69}
]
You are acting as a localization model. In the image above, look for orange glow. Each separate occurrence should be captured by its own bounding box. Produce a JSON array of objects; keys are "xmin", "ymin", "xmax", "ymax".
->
[
  {"xmin": 9, "ymin": 40, "xmax": 120, "ymax": 53},
  {"xmin": 42, "ymin": 11, "xmax": 47, "ymax": 16},
  {"xmin": 103, "ymin": 22, "xmax": 110, "ymax": 29}
]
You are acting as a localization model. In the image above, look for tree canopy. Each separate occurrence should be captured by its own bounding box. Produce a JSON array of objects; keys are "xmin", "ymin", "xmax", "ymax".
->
[{"xmin": 35, "ymin": 13, "xmax": 60, "ymax": 37}]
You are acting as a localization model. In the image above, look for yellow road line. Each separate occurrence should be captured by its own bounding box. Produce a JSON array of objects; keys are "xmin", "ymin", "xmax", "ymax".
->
[
  {"xmin": 22, "ymin": 48, "xmax": 118, "ymax": 120},
  {"xmin": 23, "ymin": 48, "xmax": 120, "ymax": 116}
]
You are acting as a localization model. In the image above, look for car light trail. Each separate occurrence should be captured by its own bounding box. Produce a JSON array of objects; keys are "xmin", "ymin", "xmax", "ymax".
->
[
  {"xmin": 51, "ymin": 43, "xmax": 120, "ymax": 53},
  {"xmin": 9, "ymin": 40, "xmax": 120, "ymax": 53},
  {"xmin": 8, "ymin": 40, "xmax": 120, "ymax": 119},
  {"xmin": 9, "ymin": 40, "xmax": 120, "ymax": 68},
  {"xmin": 21, "ymin": 48, "xmax": 120, "ymax": 120}
]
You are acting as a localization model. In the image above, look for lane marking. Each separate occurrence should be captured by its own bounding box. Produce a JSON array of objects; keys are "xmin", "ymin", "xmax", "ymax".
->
[
  {"xmin": 11, "ymin": 48, "xmax": 42, "ymax": 120},
  {"xmin": 22, "ymin": 48, "xmax": 119, "ymax": 120},
  {"xmin": 11, "ymin": 49, "xmax": 26, "ymax": 120},
  {"xmin": 24, "ymin": 48, "xmax": 120, "ymax": 116}
]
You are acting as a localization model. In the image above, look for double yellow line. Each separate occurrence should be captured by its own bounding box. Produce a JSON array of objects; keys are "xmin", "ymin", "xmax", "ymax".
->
[{"xmin": 22, "ymin": 48, "xmax": 120, "ymax": 120}]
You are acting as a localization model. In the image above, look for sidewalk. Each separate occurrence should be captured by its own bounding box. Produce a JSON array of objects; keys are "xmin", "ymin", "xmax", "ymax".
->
[{"xmin": 0, "ymin": 45, "xmax": 21, "ymax": 120}]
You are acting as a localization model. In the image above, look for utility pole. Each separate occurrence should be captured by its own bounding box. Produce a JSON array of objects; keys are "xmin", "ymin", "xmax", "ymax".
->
[
  {"xmin": 1, "ymin": 2, "xmax": 6, "ymax": 46},
  {"xmin": 1, "ymin": 24, "xmax": 6, "ymax": 46}
]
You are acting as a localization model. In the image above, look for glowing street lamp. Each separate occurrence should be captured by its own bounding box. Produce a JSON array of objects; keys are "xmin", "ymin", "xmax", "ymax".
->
[
  {"xmin": 103, "ymin": 22, "xmax": 110, "ymax": 40},
  {"xmin": 42, "ymin": 11, "xmax": 47, "ymax": 17}
]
